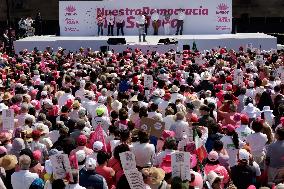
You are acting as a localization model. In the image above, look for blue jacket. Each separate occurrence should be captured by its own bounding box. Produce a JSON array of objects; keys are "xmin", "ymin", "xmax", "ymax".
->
[{"xmin": 79, "ymin": 167, "xmax": 107, "ymax": 189}]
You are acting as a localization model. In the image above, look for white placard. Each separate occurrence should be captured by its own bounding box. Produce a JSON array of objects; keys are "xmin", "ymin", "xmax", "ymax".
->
[
  {"xmin": 50, "ymin": 153, "xmax": 73, "ymax": 182},
  {"xmin": 2, "ymin": 109, "xmax": 14, "ymax": 131},
  {"xmin": 144, "ymin": 75, "xmax": 153, "ymax": 89},
  {"xmin": 233, "ymin": 69, "xmax": 243, "ymax": 85},
  {"xmin": 255, "ymin": 55, "xmax": 264, "ymax": 65},
  {"xmin": 59, "ymin": 0, "xmax": 232, "ymax": 36},
  {"xmin": 175, "ymin": 53, "xmax": 183, "ymax": 65},
  {"xmin": 124, "ymin": 169, "xmax": 145, "ymax": 189},
  {"xmin": 119, "ymin": 151, "xmax": 137, "ymax": 171},
  {"xmin": 171, "ymin": 151, "xmax": 191, "ymax": 181},
  {"xmin": 194, "ymin": 55, "xmax": 205, "ymax": 66}
]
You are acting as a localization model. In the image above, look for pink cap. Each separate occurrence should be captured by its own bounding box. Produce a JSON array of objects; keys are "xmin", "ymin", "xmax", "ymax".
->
[
  {"xmin": 33, "ymin": 150, "xmax": 42, "ymax": 161},
  {"xmin": 161, "ymin": 130, "xmax": 175, "ymax": 140},
  {"xmin": 208, "ymin": 151, "xmax": 219, "ymax": 162},
  {"xmin": 0, "ymin": 146, "xmax": 7, "ymax": 154}
]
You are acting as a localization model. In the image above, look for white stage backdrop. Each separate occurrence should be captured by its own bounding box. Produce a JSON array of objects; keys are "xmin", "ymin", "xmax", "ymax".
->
[{"xmin": 59, "ymin": 0, "xmax": 232, "ymax": 36}]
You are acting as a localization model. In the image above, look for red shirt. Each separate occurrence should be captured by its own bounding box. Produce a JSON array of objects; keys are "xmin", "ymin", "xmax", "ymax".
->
[{"xmin": 96, "ymin": 165, "xmax": 115, "ymax": 189}]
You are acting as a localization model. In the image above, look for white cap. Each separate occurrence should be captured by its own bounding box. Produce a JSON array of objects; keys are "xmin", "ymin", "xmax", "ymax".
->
[
  {"xmin": 206, "ymin": 171, "xmax": 224, "ymax": 185},
  {"xmin": 76, "ymin": 150, "xmax": 86, "ymax": 163},
  {"xmin": 41, "ymin": 90, "xmax": 48, "ymax": 96},
  {"xmin": 85, "ymin": 157, "xmax": 97, "ymax": 170},
  {"xmin": 238, "ymin": 149, "xmax": 250, "ymax": 161},
  {"xmin": 93, "ymin": 141, "xmax": 104, "ymax": 151},
  {"xmin": 248, "ymin": 81, "xmax": 254, "ymax": 87}
]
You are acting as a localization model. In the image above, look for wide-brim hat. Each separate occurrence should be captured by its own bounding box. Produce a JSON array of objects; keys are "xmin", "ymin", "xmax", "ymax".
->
[
  {"xmin": 206, "ymin": 171, "xmax": 224, "ymax": 186},
  {"xmin": 201, "ymin": 71, "xmax": 212, "ymax": 80},
  {"xmin": 111, "ymin": 100, "xmax": 122, "ymax": 112},
  {"xmin": 130, "ymin": 95, "xmax": 138, "ymax": 102},
  {"xmin": 262, "ymin": 106, "xmax": 273, "ymax": 112},
  {"xmin": 142, "ymin": 167, "xmax": 165, "ymax": 185},
  {"xmin": 2, "ymin": 92, "xmax": 12, "ymax": 101},
  {"xmin": 0, "ymin": 155, "xmax": 18, "ymax": 170},
  {"xmin": 170, "ymin": 85, "xmax": 180, "ymax": 93}
]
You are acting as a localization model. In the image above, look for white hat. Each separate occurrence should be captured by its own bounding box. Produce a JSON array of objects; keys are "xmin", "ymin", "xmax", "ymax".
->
[
  {"xmin": 0, "ymin": 103, "xmax": 8, "ymax": 112},
  {"xmin": 76, "ymin": 150, "xmax": 86, "ymax": 163},
  {"xmin": 153, "ymin": 90, "xmax": 160, "ymax": 97},
  {"xmin": 111, "ymin": 100, "xmax": 122, "ymax": 112},
  {"xmin": 238, "ymin": 149, "xmax": 250, "ymax": 161},
  {"xmin": 170, "ymin": 85, "xmax": 180, "ymax": 93},
  {"xmin": 85, "ymin": 157, "xmax": 97, "ymax": 170},
  {"xmin": 243, "ymin": 103, "xmax": 258, "ymax": 118},
  {"xmin": 93, "ymin": 141, "xmax": 104, "ymax": 151},
  {"xmin": 41, "ymin": 90, "xmax": 48, "ymax": 96},
  {"xmin": 41, "ymin": 138, "xmax": 53, "ymax": 149},
  {"xmin": 201, "ymin": 71, "xmax": 212, "ymax": 80},
  {"xmin": 262, "ymin": 106, "xmax": 273, "ymax": 112},
  {"xmin": 206, "ymin": 171, "xmax": 224, "ymax": 185},
  {"xmin": 248, "ymin": 81, "xmax": 254, "ymax": 87},
  {"xmin": 97, "ymin": 96, "xmax": 106, "ymax": 103}
]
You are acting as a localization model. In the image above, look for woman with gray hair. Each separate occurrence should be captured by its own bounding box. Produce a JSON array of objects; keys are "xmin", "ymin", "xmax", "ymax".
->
[{"xmin": 9, "ymin": 138, "xmax": 25, "ymax": 159}]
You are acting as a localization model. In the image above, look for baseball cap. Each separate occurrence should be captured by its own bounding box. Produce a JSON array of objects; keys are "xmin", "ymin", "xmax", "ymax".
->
[
  {"xmin": 85, "ymin": 157, "xmax": 97, "ymax": 170},
  {"xmin": 208, "ymin": 151, "xmax": 219, "ymax": 162},
  {"xmin": 93, "ymin": 141, "xmax": 104, "ymax": 152},
  {"xmin": 96, "ymin": 107, "xmax": 105, "ymax": 116},
  {"xmin": 77, "ymin": 135, "xmax": 87, "ymax": 146},
  {"xmin": 239, "ymin": 149, "xmax": 250, "ymax": 161},
  {"xmin": 241, "ymin": 114, "xmax": 249, "ymax": 124}
]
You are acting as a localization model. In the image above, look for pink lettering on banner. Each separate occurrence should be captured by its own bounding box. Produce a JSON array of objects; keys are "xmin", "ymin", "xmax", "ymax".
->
[
  {"xmin": 96, "ymin": 6, "xmax": 209, "ymax": 16},
  {"xmin": 217, "ymin": 16, "xmax": 231, "ymax": 23},
  {"xmin": 216, "ymin": 26, "xmax": 231, "ymax": 31},
  {"xmin": 64, "ymin": 5, "xmax": 80, "ymax": 32},
  {"xmin": 216, "ymin": 3, "xmax": 229, "ymax": 15}
]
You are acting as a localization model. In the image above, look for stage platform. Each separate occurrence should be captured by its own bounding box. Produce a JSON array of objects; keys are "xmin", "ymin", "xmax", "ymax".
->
[{"xmin": 14, "ymin": 33, "xmax": 277, "ymax": 53}]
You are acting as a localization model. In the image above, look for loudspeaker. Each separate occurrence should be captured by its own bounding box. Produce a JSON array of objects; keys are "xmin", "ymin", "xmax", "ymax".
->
[
  {"xmin": 107, "ymin": 38, "xmax": 126, "ymax": 45},
  {"xmin": 158, "ymin": 38, "xmax": 178, "ymax": 45},
  {"xmin": 183, "ymin": 45, "xmax": 190, "ymax": 50},
  {"xmin": 100, "ymin": 46, "xmax": 109, "ymax": 53}
]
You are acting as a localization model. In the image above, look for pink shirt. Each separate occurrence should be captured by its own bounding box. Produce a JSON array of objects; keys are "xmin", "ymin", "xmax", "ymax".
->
[{"xmin": 96, "ymin": 165, "xmax": 115, "ymax": 189}]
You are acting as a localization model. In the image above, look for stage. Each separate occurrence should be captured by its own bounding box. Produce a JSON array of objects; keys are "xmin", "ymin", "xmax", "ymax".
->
[{"xmin": 14, "ymin": 33, "xmax": 277, "ymax": 53}]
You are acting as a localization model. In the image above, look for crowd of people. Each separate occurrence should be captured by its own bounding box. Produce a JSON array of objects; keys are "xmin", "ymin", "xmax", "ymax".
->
[{"xmin": 0, "ymin": 45, "xmax": 283, "ymax": 189}]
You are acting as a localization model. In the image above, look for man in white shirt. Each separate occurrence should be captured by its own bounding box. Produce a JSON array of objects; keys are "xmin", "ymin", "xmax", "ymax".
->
[
  {"xmin": 151, "ymin": 9, "xmax": 159, "ymax": 35},
  {"xmin": 11, "ymin": 155, "xmax": 39, "ymax": 189},
  {"xmin": 116, "ymin": 11, "xmax": 124, "ymax": 36},
  {"xmin": 136, "ymin": 12, "xmax": 147, "ymax": 42},
  {"xmin": 176, "ymin": 8, "xmax": 185, "ymax": 35},
  {"xmin": 16, "ymin": 103, "xmax": 35, "ymax": 127},
  {"xmin": 58, "ymin": 87, "xmax": 75, "ymax": 108},
  {"xmin": 106, "ymin": 12, "xmax": 115, "ymax": 36},
  {"xmin": 75, "ymin": 80, "xmax": 86, "ymax": 101},
  {"xmin": 236, "ymin": 114, "xmax": 253, "ymax": 142}
]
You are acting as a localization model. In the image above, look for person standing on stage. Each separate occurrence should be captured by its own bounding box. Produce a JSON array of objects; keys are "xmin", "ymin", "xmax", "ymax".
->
[
  {"xmin": 163, "ymin": 10, "xmax": 171, "ymax": 35},
  {"xmin": 107, "ymin": 12, "xmax": 115, "ymax": 36},
  {"xmin": 116, "ymin": 11, "xmax": 124, "ymax": 36},
  {"xmin": 144, "ymin": 12, "xmax": 150, "ymax": 35},
  {"xmin": 35, "ymin": 12, "xmax": 43, "ymax": 36},
  {"xmin": 97, "ymin": 13, "xmax": 104, "ymax": 36},
  {"xmin": 176, "ymin": 8, "xmax": 185, "ymax": 35},
  {"xmin": 151, "ymin": 9, "xmax": 159, "ymax": 35},
  {"xmin": 136, "ymin": 12, "xmax": 147, "ymax": 42}
]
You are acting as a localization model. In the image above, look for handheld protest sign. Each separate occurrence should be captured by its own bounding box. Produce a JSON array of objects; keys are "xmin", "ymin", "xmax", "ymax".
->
[
  {"xmin": 50, "ymin": 153, "xmax": 73, "ymax": 182},
  {"xmin": 2, "ymin": 109, "xmax": 14, "ymax": 131},
  {"xmin": 171, "ymin": 151, "xmax": 191, "ymax": 181}
]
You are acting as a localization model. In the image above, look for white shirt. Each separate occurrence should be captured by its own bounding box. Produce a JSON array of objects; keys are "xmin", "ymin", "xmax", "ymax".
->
[
  {"xmin": 58, "ymin": 93, "xmax": 75, "ymax": 108},
  {"xmin": 170, "ymin": 120, "xmax": 190, "ymax": 141},
  {"xmin": 221, "ymin": 135, "xmax": 244, "ymax": 167},
  {"xmin": 158, "ymin": 100, "xmax": 169, "ymax": 116},
  {"xmin": 148, "ymin": 111, "xmax": 163, "ymax": 120},
  {"xmin": 163, "ymin": 115, "xmax": 175, "ymax": 130},
  {"xmin": 132, "ymin": 142, "xmax": 155, "ymax": 167},
  {"xmin": 236, "ymin": 124, "xmax": 254, "ymax": 142},
  {"xmin": 11, "ymin": 170, "xmax": 39, "ymax": 189},
  {"xmin": 177, "ymin": 11, "xmax": 185, "ymax": 20},
  {"xmin": 92, "ymin": 116, "xmax": 111, "ymax": 133},
  {"xmin": 106, "ymin": 15, "xmax": 115, "ymax": 25},
  {"xmin": 136, "ymin": 15, "xmax": 146, "ymax": 25},
  {"xmin": 75, "ymin": 88, "xmax": 86, "ymax": 101},
  {"xmin": 16, "ymin": 113, "xmax": 34, "ymax": 128},
  {"xmin": 116, "ymin": 15, "xmax": 124, "ymax": 23},
  {"xmin": 151, "ymin": 12, "xmax": 159, "ymax": 21},
  {"xmin": 246, "ymin": 132, "xmax": 268, "ymax": 157},
  {"xmin": 65, "ymin": 183, "xmax": 86, "ymax": 189}
]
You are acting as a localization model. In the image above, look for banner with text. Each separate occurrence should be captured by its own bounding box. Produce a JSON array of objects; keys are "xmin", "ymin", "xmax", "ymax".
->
[{"xmin": 59, "ymin": 0, "xmax": 232, "ymax": 36}]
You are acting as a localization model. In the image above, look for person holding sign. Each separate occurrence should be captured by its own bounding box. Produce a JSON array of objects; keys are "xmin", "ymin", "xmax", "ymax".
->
[{"xmin": 151, "ymin": 9, "xmax": 160, "ymax": 35}]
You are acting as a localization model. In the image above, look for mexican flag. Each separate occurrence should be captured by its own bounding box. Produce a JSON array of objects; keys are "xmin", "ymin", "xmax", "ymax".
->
[{"xmin": 194, "ymin": 129, "xmax": 207, "ymax": 163}]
